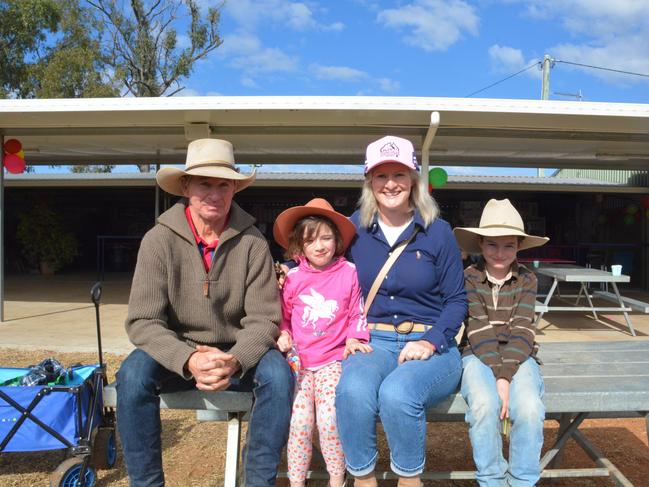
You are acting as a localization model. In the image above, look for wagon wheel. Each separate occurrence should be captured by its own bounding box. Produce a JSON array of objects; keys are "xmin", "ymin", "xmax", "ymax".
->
[
  {"xmin": 91, "ymin": 426, "xmax": 117, "ymax": 469},
  {"xmin": 50, "ymin": 457, "xmax": 96, "ymax": 487}
]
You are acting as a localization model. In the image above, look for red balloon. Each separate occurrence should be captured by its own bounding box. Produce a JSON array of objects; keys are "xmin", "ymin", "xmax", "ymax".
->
[
  {"xmin": 3, "ymin": 153, "xmax": 26, "ymax": 174},
  {"xmin": 428, "ymin": 183, "xmax": 433, "ymax": 193},
  {"xmin": 3, "ymin": 138, "xmax": 22, "ymax": 154}
]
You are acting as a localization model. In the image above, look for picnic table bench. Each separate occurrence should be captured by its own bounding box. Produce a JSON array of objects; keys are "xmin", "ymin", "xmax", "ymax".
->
[{"xmin": 103, "ymin": 340, "xmax": 649, "ymax": 486}]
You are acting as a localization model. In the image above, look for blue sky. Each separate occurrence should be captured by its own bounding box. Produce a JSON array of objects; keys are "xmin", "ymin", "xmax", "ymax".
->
[
  {"xmin": 41, "ymin": 1, "xmax": 649, "ymax": 176},
  {"xmin": 182, "ymin": 0, "xmax": 649, "ymax": 102},
  {"xmin": 178, "ymin": 0, "xmax": 648, "ymax": 177}
]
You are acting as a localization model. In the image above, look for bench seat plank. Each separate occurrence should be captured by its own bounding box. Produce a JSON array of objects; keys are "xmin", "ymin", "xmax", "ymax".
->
[
  {"xmin": 593, "ymin": 291, "xmax": 649, "ymax": 313},
  {"xmin": 537, "ymin": 341, "xmax": 649, "ymax": 353}
]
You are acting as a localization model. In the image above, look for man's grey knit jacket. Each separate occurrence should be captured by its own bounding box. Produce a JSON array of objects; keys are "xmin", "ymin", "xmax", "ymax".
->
[{"xmin": 125, "ymin": 200, "xmax": 281, "ymax": 378}]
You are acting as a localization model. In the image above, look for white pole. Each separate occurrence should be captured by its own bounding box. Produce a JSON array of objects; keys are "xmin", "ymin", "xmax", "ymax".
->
[
  {"xmin": 538, "ymin": 55, "xmax": 552, "ymax": 177},
  {"xmin": 421, "ymin": 111, "xmax": 441, "ymax": 192}
]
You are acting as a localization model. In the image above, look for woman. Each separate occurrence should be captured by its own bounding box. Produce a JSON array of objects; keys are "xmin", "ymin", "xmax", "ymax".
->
[{"xmin": 335, "ymin": 135, "xmax": 467, "ymax": 486}]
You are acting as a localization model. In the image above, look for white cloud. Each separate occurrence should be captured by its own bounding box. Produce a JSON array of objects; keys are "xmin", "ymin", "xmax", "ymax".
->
[
  {"xmin": 307, "ymin": 66, "xmax": 400, "ymax": 93},
  {"xmin": 525, "ymin": 0, "xmax": 649, "ymax": 38},
  {"xmin": 488, "ymin": 45, "xmax": 525, "ymax": 71},
  {"xmin": 488, "ymin": 44, "xmax": 541, "ymax": 78},
  {"xmin": 377, "ymin": 0, "xmax": 479, "ymax": 51},
  {"xmin": 224, "ymin": 0, "xmax": 341, "ymax": 32},
  {"xmin": 241, "ymin": 77, "xmax": 258, "ymax": 88},
  {"xmin": 324, "ymin": 21, "xmax": 345, "ymax": 32},
  {"xmin": 220, "ymin": 32, "xmax": 299, "ymax": 75},
  {"xmin": 231, "ymin": 47, "xmax": 299, "ymax": 74},
  {"xmin": 377, "ymin": 78, "xmax": 400, "ymax": 93},
  {"xmin": 520, "ymin": 1, "xmax": 649, "ymax": 85},
  {"xmin": 551, "ymin": 37, "xmax": 649, "ymax": 85},
  {"xmin": 311, "ymin": 64, "xmax": 367, "ymax": 81},
  {"xmin": 218, "ymin": 2, "xmax": 345, "ymax": 83}
]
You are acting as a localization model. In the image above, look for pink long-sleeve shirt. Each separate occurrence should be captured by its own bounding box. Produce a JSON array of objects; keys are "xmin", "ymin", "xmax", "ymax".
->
[{"xmin": 280, "ymin": 256, "xmax": 369, "ymax": 369}]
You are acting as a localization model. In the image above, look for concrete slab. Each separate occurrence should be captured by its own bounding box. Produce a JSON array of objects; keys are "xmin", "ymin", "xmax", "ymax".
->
[{"xmin": 1, "ymin": 273, "xmax": 648, "ymax": 355}]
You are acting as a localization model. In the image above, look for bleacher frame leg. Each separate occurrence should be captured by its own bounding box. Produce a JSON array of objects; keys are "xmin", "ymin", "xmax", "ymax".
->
[{"xmin": 224, "ymin": 412, "xmax": 242, "ymax": 487}]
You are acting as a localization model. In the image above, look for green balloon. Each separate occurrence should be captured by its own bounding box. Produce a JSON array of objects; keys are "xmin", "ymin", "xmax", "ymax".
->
[
  {"xmin": 428, "ymin": 167, "xmax": 448, "ymax": 187},
  {"xmin": 623, "ymin": 214, "xmax": 635, "ymax": 225}
]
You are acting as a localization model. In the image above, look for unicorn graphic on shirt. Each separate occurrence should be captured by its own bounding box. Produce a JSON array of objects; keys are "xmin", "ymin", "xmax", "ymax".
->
[{"xmin": 299, "ymin": 288, "xmax": 339, "ymax": 334}]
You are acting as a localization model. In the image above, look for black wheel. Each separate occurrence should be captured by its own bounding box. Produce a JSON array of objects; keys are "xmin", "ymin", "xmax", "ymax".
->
[
  {"xmin": 91, "ymin": 427, "xmax": 117, "ymax": 469},
  {"xmin": 50, "ymin": 457, "xmax": 96, "ymax": 487}
]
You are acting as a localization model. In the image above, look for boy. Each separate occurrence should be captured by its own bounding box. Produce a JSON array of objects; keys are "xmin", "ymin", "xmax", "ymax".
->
[{"xmin": 454, "ymin": 198, "xmax": 549, "ymax": 487}]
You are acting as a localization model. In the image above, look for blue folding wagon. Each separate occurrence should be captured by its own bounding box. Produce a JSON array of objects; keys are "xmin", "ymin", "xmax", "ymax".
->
[{"xmin": 0, "ymin": 283, "xmax": 116, "ymax": 486}]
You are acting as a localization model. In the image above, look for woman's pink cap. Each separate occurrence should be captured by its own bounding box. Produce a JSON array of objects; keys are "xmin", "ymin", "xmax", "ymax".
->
[{"xmin": 364, "ymin": 135, "xmax": 418, "ymax": 174}]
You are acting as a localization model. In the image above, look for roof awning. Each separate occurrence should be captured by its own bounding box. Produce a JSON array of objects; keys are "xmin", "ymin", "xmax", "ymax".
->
[{"xmin": 1, "ymin": 96, "xmax": 648, "ymax": 169}]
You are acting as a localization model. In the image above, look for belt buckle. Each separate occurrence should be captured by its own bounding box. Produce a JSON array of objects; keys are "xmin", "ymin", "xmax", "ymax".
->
[{"xmin": 395, "ymin": 321, "xmax": 414, "ymax": 334}]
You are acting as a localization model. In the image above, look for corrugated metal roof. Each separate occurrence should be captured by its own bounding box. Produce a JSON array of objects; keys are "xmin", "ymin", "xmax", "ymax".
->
[
  {"xmin": 552, "ymin": 168, "xmax": 649, "ymax": 186},
  {"xmin": 2, "ymin": 96, "xmax": 649, "ymax": 170}
]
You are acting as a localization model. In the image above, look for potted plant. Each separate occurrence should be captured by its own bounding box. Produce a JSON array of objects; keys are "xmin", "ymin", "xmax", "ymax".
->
[{"xmin": 16, "ymin": 202, "xmax": 79, "ymax": 275}]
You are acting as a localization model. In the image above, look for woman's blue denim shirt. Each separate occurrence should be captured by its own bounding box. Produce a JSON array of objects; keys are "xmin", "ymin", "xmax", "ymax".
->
[{"xmin": 348, "ymin": 209, "xmax": 467, "ymax": 353}]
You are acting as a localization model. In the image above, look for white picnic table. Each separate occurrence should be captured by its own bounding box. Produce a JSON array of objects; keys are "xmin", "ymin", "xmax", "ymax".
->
[{"xmin": 534, "ymin": 264, "xmax": 636, "ymax": 336}]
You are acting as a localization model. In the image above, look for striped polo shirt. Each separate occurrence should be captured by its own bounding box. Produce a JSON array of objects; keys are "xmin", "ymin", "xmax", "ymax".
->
[{"xmin": 459, "ymin": 259, "xmax": 539, "ymax": 382}]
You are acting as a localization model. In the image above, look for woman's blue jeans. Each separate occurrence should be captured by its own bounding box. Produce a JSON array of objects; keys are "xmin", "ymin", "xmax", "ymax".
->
[
  {"xmin": 335, "ymin": 330, "xmax": 462, "ymax": 477},
  {"xmin": 116, "ymin": 348, "xmax": 294, "ymax": 487},
  {"xmin": 461, "ymin": 355, "xmax": 545, "ymax": 487}
]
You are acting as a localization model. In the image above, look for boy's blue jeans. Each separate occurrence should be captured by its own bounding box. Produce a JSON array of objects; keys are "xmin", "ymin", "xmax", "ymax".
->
[
  {"xmin": 335, "ymin": 330, "xmax": 462, "ymax": 477},
  {"xmin": 116, "ymin": 348, "xmax": 293, "ymax": 487},
  {"xmin": 461, "ymin": 355, "xmax": 545, "ymax": 487}
]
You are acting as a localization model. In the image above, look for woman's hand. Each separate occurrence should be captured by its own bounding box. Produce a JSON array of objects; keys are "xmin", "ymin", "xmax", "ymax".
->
[
  {"xmin": 343, "ymin": 338, "xmax": 373, "ymax": 359},
  {"xmin": 496, "ymin": 378, "xmax": 510, "ymax": 420},
  {"xmin": 398, "ymin": 340, "xmax": 436, "ymax": 364},
  {"xmin": 277, "ymin": 331, "xmax": 292, "ymax": 353}
]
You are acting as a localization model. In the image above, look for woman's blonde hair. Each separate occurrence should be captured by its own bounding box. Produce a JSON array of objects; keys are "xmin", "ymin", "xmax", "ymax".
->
[{"xmin": 358, "ymin": 169, "xmax": 439, "ymax": 228}]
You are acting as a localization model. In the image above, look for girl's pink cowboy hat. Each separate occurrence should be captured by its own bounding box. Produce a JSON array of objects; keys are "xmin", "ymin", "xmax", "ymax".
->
[{"xmin": 273, "ymin": 198, "xmax": 357, "ymax": 251}]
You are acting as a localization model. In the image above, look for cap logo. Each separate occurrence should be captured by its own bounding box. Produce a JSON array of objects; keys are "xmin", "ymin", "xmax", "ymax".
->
[{"xmin": 380, "ymin": 142, "xmax": 399, "ymax": 158}]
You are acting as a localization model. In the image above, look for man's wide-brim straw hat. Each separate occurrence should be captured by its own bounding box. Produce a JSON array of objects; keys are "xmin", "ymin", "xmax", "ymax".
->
[
  {"xmin": 273, "ymin": 198, "xmax": 357, "ymax": 252},
  {"xmin": 156, "ymin": 138, "xmax": 256, "ymax": 196},
  {"xmin": 453, "ymin": 198, "xmax": 549, "ymax": 254}
]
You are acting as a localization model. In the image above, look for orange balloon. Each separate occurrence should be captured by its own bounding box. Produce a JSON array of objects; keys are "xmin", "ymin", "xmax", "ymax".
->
[{"xmin": 16, "ymin": 149, "xmax": 24, "ymax": 159}]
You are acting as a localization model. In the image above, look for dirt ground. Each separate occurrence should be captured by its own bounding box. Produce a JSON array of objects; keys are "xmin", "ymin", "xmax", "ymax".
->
[{"xmin": 1, "ymin": 348, "xmax": 647, "ymax": 486}]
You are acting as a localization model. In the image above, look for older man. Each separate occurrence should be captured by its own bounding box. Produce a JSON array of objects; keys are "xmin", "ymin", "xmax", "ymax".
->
[{"xmin": 116, "ymin": 138, "xmax": 293, "ymax": 487}]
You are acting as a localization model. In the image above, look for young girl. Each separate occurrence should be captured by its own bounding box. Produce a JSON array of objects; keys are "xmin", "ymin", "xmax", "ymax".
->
[
  {"xmin": 454, "ymin": 198, "xmax": 549, "ymax": 487},
  {"xmin": 273, "ymin": 198, "xmax": 372, "ymax": 487}
]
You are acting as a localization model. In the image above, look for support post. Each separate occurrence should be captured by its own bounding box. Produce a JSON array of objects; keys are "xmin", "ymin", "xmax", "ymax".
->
[
  {"xmin": 0, "ymin": 134, "xmax": 4, "ymax": 322},
  {"xmin": 538, "ymin": 54, "xmax": 553, "ymax": 177},
  {"xmin": 541, "ymin": 54, "xmax": 552, "ymax": 101},
  {"xmin": 155, "ymin": 149, "xmax": 161, "ymax": 220},
  {"xmin": 420, "ymin": 111, "xmax": 441, "ymax": 193}
]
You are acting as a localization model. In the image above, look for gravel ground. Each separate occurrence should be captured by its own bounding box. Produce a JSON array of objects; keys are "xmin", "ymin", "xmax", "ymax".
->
[{"xmin": 1, "ymin": 348, "xmax": 647, "ymax": 486}]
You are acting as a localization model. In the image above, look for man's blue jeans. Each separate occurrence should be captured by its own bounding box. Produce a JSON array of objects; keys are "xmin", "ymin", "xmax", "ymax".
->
[
  {"xmin": 461, "ymin": 355, "xmax": 545, "ymax": 487},
  {"xmin": 335, "ymin": 330, "xmax": 462, "ymax": 477},
  {"xmin": 116, "ymin": 348, "xmax": 293, "ymax": 487}
]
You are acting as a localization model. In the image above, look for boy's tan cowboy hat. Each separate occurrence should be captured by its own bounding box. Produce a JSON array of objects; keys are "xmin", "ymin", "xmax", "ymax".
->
[
  {"xmin": 156, "ymin": 138, "xmax": 256, "ymax": 196},
  {"xmin": 453, "ymin": 198, "xmax": 549, "ymax": 254},
  {"xmin": 273, "ymin": 198, "xmax": 357, "ymax": 251}
]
